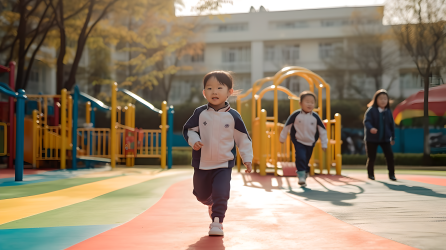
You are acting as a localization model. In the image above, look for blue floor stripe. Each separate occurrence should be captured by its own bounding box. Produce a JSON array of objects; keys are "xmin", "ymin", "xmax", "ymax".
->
[
  {"xmin": 0, "ymin": 224, "xmax": 118, "ymax": 250},
  {"xmin": 0, "ymin": 167, "xmax": 110, "ymax": 187}
]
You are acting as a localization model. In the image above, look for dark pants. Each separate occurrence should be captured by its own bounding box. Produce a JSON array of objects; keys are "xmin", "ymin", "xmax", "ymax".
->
[
  {"xmin": 292, "ymin": 141, "xmax": 314, "ymax": 173},
  {"xmin": 193, "ymin": 167, "xmax": 232, "ymax": 223},
  {"xmin": 366, "ymin": 141, "xmax": 395, "ymax": 176}
]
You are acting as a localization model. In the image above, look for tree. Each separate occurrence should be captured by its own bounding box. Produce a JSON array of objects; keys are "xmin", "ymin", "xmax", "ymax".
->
[
  {"xmin": 322, "ymin": 8, "xmax": 399, "ymax": 99},
  {"xmin": 386, "ymin": 0, "xmax": 446, "ymax": 165},
  {"xmin": 0, "ymin": 0, "xmax": 56, "ymax": 90},
  {"xmin": 109, "ymin": 0, "xmax": 230, "ymax": 103}
]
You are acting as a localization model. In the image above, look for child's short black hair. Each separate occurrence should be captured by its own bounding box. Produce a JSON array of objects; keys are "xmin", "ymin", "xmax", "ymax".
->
[
  {"xmin": 203, "ymin": 71, "xmax": 234, "ymax": 89},
  {"xmin": 299, "ymin": 91, "xmax": 317, "ymax": 102},
  {"xmin": 369, "ymin": 89, "xmax": 390, "ymax": 109}
]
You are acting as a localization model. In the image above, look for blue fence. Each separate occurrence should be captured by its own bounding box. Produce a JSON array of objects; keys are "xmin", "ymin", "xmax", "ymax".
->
[{"xmin": 342, "ymin": 128, "xmax": 446, "ymax": 155}]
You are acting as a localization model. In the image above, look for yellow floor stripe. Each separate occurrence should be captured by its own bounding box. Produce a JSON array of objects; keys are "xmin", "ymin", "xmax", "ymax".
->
[{"xmin": 0, "ymin": 171, "xmax": 180, "ymax": 225}]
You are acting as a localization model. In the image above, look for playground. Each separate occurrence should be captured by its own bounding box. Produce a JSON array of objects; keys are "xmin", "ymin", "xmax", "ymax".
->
[{"xmin": 0, "ymin": 64, "xmax": 445, "ymax": 249}]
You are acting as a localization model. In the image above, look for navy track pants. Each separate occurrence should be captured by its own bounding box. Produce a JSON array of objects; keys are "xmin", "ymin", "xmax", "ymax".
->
[
  {"xmin": 293, "ymin": 141, "xmax": 314, "ymax": 173},
  {"xmin": 193, "ymin": 167, "xmax": 232, "ymax": 223}
]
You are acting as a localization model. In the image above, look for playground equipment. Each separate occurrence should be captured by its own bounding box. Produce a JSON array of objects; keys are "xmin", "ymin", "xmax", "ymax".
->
[
  {"xmin": 71, "ymin": 83, "xmax": 173, "ymax": 170},
  {"xmin": 237, "ymin": 66, "xmax": 342, "ymax": 176},
  {"xmin": 0, "ymin": 62, "xmax": 27, "ymax": 181}
]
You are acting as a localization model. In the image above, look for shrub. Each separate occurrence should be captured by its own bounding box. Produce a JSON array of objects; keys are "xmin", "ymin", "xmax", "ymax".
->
[{"xmin": 342, "ymin": 153, "xmax": 446, "ymax": 166}]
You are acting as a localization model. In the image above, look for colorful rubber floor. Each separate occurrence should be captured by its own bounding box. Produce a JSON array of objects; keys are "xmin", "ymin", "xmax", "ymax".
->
[{"xmin": 0, "ymin": 168, "xmax": 445, "ymax": 250}]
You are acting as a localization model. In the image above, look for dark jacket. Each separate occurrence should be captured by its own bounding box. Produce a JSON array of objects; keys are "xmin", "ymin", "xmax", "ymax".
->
[{"xmin": 363, "ymin": 106, "xmax": 395, "ymax": 142}]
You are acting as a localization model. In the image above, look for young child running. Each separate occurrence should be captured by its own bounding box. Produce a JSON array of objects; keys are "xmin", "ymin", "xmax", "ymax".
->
[
  {"xmin": 183, "ymin": 71, "xmax": 253, "ymax": 236},
  {"xmin": 363, "ymin": 89, "xmax": 397, "ymax": 181},
  {"xmin": 279, "ymin": 91, "xmax": 327, "ymax": 187}
]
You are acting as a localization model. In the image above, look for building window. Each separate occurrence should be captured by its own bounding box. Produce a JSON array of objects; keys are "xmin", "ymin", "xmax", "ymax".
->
[
  {"xmin": 285, "ymin": 77, "xmax": 300, "ymax": 94},
  {"xmin": 30, "ymin": 69, "xmax": 39, "ymax": 82},
  {"xmin": 351, "ymin": 74, "xmax": 376, "ymax": 93},
  {"xmin": 271, "ymin": 21, "xmax": 308, "ymax": 29},
  {"xmin": 400, "ymin": 73, "xmax": 422, "ymax": 89},
  {"xmin": 215, "ymin": 23, "xmax": 248, "ymax": 32},
  {"xmin": 222, "ymin": 46, "xmax": 251, "ymax": 63},
  {"xmin": 264, "ymin": 44, "xmax": 299, "ymax": 63},
  {"xmin": 319, "ymin": 43, "xmax": 341, "ymax": 59},
  {"xmin": 282, "ymin": 45, "xmax": 299, "ymax": 62},
  {"xmin": 321, "ymin": 19, "xmax": 351, "ymax": 27},
  {"xmin": 265, "ymin": 45, "xmax": 275, "ymax": 62}
]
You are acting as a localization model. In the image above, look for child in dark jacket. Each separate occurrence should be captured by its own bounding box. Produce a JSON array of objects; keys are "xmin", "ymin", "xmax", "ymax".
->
[{"xmin": 363, "ymin": 89, "xmax": 397, "ymax": 181}]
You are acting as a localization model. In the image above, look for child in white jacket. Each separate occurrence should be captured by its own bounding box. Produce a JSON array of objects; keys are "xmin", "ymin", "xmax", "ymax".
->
[
  {"xmin": 280, "ymin": 91, "xmax": 327, "ymax": 186},
  {"xmin": 183, "ymin": 71, "xmax": 253, "ymax": 236}
]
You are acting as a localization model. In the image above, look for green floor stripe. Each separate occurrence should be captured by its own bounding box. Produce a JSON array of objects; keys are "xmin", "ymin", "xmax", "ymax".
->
[
  {"xmin": 0, "ymin": 176, "xmax": 120, "ymax": 200},
  {"xmin": 0, "ymin": 170, "xmax": 191, "ymax": 229}
]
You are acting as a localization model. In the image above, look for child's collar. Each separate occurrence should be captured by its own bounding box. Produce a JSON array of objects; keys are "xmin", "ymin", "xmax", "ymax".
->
[{"xmin": 207, "ymin": 102, "xmax": 230, "ymax": 112}]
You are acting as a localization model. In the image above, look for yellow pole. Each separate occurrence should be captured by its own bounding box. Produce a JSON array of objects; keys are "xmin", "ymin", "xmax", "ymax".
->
[
  {"xmin": 325, "ymin": 84, "xmax": 331, "ymax": 174},
  {"xmin": 111, "ymin": 82, "xmax": 117, "ymax": 168},
  {"xmin": 161, "ymin": 101, "xmax": 167, "ymax": 169},
  {"xmin": 130, "ymin": 104, "xmax": 134, "ymax": 166},
  {"xmin": 68, "ymin": 96, "xmax": 72, "ymax": 145},
  {"xmin": 236, "ymin": 97, "xmax": 242, "ymax": 172},
  {"xmin": 125, "ymin": 105, "xmax": 131, "ymax": 167},
  {"xmin": 259, "ymin": 109, "xmax": 267, "ymax": 176},
  {"xmin": 273, "ymin": 85, "xmax": 278, "ymax": 175},
  {"xmin": 60, "ymin": 89, "xmax": 67, "ymax": 169},
  {"xmin": 86, "ymin": 102, "xmax": 91, "ymax": 124},
  {"xmin": 32, "ymin": 110, "xmax": 38, "ymax": 168},
  {"xmin": 335, "ymin": 113, "xmax": 342, "ymax": 175}
]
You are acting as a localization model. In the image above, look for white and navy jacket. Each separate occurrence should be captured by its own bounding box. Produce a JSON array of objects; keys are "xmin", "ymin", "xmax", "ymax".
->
[
  {"xmin": 183, "ymin": 102, "xmax": 253, "ymax": 170},
  {"xmin": 279, "ymin": 109, "xmax": 328, "ymax": 148}
]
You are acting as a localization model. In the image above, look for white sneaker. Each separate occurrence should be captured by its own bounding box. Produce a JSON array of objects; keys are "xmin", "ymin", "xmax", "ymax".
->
[
  {"xmin": 297, "ymin": 171, "xmax": 307, "ymax": 186},
  {"xmin": 209, "ymin": 217, "xmax": 224, "ymax": 236}
]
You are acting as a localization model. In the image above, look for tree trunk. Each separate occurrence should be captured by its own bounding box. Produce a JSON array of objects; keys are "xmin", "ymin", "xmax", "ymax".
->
[
  {"xmin": 64, "ymin": 1, "xmax": 95, "ymax": 91},
  {"xmin": 15, "ymin": 0, "xmax": 27, "ymax": 91},
  {"xmin": 56, "ymin": 0, "xmax": 66, "ymax": 94},
  {"xmin": 422, "ymin": 73, "xmax": 431, "ymax": 165},
  {"xmin": 23, "ymin": 18, "xmax": 54, "ymax": 91}
]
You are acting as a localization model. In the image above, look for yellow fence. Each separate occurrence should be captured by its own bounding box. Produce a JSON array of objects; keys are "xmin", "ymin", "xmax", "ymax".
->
[
  {"xmin": 0, "ymin": 122, "xmax": 7, "ymax": 156},
  {"xmin": 76, "ymin": 128, "xmax": 111, "ymax": 158}
]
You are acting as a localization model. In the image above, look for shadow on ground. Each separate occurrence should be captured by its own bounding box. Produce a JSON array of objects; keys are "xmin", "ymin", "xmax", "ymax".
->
[
  {"xmin": 287, "ymin": 176, "xmax": 365, "ymax": 206},
  {"xmin": 186, "ymin": 236, "xmax": 225, "ymax": 250},
  {"xmin": 378, "ymin": 181, "xmax": 446, "ymax": 198},
  {"xmin": 242, "ymin": 173, "xmax": 366, "ymax": 206}
]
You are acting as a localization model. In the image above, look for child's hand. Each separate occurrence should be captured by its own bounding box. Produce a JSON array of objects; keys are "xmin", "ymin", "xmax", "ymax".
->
[
  {"xmin": 193, "ymin": 141, "xmax": 204, "ymax": 151},
  {"xmin": 322, "ymin": 148, "xmax": 327, "ymax": 152},
  {"xmin": 391, "ymin": 141, "xmax": 395, "ymax": 145},
  {"xmin": 244, "ymin": 162, "xmax": 252, "ymax": 173},
  {"xmin": 370, "ymin": 128, "xmax": 378, "ymax": 134}
]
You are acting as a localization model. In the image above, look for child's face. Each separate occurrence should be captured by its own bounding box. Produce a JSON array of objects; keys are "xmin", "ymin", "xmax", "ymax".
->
[
  {"xmin": 376, "ymin": 94, "xmax": 388, "ymax": 109},
  {"xmin": 203, "ymin": 77, "xmax": 233, "ymax": 108},
  {"xmin": 300, "ymin": 96, "xmax": 315, "ymax": 113}
]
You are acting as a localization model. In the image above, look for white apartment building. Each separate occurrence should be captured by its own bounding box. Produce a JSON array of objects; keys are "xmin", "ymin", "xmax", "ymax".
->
[
  {"xmin": 3, "ymin": 5, "xmax": 440, "ymax": 104},
  {"xmin": 169, "ymin": 5, "xmax": 438, "ymax": 105}
]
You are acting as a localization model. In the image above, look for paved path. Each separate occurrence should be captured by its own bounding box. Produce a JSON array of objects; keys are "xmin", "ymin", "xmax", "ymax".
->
[
  {"xmin": 244, "ymin": 172, "xmax": 446, "ymax": 250},
  {"xmin": 68, "ymin": 173, "xmax": 417, "ymax": 250},
  {"xmin": 1, "ymin": 168, "xmax": 445, "ymax": 250}
]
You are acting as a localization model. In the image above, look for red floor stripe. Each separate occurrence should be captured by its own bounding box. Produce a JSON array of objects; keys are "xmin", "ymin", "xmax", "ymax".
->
[
  {"xmin": 398, "ymin": 175, "xmax": 446, "ymax": 186},
  {"xmin": 68, "ymin": 175, "xmax": 416, "ymax": 250},
  {"xmin": 0, "ymin": 169, "xmax": 50, "ymax": 179}
]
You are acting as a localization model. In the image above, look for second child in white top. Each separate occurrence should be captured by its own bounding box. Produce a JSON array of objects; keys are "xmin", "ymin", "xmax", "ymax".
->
[{"xmin": 280, "ymin": 91, "xmax": 328, "ymax": 187}]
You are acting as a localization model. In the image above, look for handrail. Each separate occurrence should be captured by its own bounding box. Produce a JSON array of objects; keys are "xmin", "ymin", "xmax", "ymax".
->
[
  {"xmin": 77, "ymin": 92, "xmax": 111, "ymax": 112},
  {"xmin": 117, "ymin": 88, "xmax": 162, "ymax": 114},
  {"xmin": 0, "ymin": 83, "xmax": 19, "ymax": 98},
  {"xmin": 0, "ymin": 82, "xmax": 13, "ymax": 92}
]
